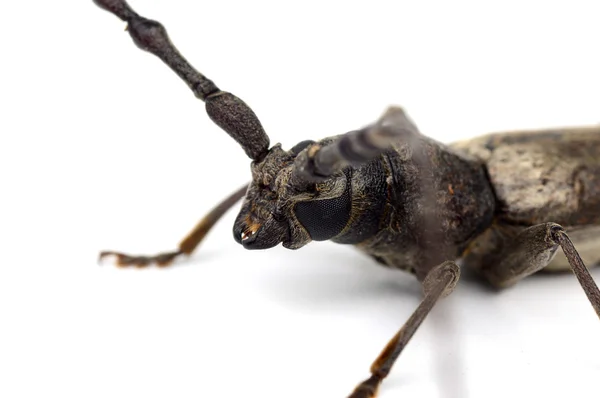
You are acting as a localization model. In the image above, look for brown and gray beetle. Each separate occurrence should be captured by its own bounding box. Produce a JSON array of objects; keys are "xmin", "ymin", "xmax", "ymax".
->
[{"xmin": 94, "ymin": 1, "xmax": 600, "ymax": 397}]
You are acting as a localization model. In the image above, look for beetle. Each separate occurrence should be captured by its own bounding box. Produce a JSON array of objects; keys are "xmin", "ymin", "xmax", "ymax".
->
[{"xmin": 93, "ymin": 1, "xmax": 600, "ymax": 397}]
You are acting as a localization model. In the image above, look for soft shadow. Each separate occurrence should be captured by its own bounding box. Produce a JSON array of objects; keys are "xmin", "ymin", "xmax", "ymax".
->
[
  {"xmin": 256, "ymin": 246, "xmax": 423, "ymax": 310},
  {"xmin": 429, "ymin": 298, "xmax": 469, "ymax": 398}
]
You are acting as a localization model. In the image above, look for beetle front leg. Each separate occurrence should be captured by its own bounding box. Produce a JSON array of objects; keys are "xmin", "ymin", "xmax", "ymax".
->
[
  {"xmin": 294, "ymin": 106, "xmax": 421, "ymax": 181},
  {"xmin": 348, "ymin": 261, "xmax": 460, "ymax": 398},
  {"xmin": 472, "ymin": 222, "xmax": 600, "ymax": 319},
  {"xmin": 99, "ymin": 184, "xmax": 247, "ymax": 267}
]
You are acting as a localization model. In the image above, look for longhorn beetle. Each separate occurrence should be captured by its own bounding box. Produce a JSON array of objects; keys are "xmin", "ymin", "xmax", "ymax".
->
[{"xmin": 93, "ymin": 1, "xmax": 600, "ymax": 397}]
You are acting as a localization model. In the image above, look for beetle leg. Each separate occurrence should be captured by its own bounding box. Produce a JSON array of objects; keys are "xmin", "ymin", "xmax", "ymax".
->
[
  {"xmin": 99, "ymin": 184, "xmax": 247, "ymax": 267},
  {"xmin": 473, "ymin": 222, "xmax": 600, "ymax": 319},
  {"xmin": 293, "ymin": 106, "xmax": 421, "ymax": 181},
  {"xmin": 348, "ymin": 261, "xmax": 460, "ymax": 398},
  {"xmin": 99, "ymin": 250, "xmax": 180, "ymax": 268}
]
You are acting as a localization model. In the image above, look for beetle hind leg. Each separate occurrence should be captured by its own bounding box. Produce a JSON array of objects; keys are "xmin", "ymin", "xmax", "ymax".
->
[
  {"xmin": 99, "ymin": 184, "xmax": 247, "ymax": 267},
  {"xmin": 472, "ymin": 222, "xmax": 600, "ymax": 319},
  {"xmin": 348, "ymin": 261, "xmax": 460, "ymax": 398}
]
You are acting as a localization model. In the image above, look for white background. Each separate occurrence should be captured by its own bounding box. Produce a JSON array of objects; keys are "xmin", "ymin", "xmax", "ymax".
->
[{"xmin": 1, "ymin": 1, "xmax": 600, "ymax": 397}]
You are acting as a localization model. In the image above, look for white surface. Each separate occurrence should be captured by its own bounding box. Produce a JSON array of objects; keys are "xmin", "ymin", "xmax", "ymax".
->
[{"xmin": 1, "ymin": 1, "xmax": 600, "ymax": 398}]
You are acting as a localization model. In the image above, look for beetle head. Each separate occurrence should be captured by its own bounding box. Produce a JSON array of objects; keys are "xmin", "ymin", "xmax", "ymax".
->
[
  {"xmin": 233, "ymin": 139, "xmax": 349, "ymax": 250},
  {"xmin": 205, "ymin": 93, "xmax": 351, "ymax": 250}
]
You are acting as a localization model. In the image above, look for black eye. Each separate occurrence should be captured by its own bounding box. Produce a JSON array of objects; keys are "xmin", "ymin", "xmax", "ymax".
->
[
  {"xmin": 293, "ymin": 170, "xmax": 352, "ymax": 241},
  {"xmin": 290, "ymin": 140, "xmax": 316, "ymax": 155}
]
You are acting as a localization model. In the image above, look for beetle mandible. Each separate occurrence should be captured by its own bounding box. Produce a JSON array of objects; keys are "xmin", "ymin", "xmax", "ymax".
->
[{"xmin": 93, "ymin": 1, "xmax": 600, "ymax": 397}]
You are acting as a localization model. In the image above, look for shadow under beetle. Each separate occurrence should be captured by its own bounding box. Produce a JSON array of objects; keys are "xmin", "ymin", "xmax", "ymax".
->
[{"xmin": 94, "ymin": 1, "xmax": 600, "ymax": 397}]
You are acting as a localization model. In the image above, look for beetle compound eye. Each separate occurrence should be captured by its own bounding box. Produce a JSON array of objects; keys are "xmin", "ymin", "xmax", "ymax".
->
[{"xmin": 293, "ymin": 171, "xmax": 352, "ymax": 241}]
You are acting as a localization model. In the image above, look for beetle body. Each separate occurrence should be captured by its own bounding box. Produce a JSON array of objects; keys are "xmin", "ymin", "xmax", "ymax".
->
[
  {"xmin": 244, "ymin": 131, "xmax": 496, "ymax": 281},
  {"xmin": 454, "ymin": 126, "xmax": 600, "ymax": 277},
  {"xmin": 93, "ymin": 1, "xmax": 600, "ymax": 396},
  {"xmin": 236, "ymin": 123, "xmax": 600, "ymax": 285}
]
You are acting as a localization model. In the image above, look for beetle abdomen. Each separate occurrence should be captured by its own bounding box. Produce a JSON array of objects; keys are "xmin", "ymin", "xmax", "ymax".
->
[{"xmin": 452, "ymin": 126, "xmax": 600, "ymax": 227}]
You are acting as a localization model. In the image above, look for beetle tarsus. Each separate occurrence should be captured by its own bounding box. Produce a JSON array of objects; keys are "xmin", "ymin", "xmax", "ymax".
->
[
  {"xmin": 98, "ymin": 250, "xmax": 182, "ymax": 267},
  {"xmin": 97, "ymin": 184, "xmax": 247, "ymax": 269}
]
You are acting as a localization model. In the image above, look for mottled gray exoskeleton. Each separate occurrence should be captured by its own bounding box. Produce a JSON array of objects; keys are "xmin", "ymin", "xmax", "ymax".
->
[{"xmin": 94, "ymin": 1, "xmax": 600, "ymax": 397}]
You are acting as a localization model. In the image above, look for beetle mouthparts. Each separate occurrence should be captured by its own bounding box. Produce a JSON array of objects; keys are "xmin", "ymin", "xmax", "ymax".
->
[
  {"xmin": 241, "ymin": 229, "xmax": 256, "ymax": 241},
  {"xmin": 241, "ymin": 221, "xmax": 261, "ymax": 242}
]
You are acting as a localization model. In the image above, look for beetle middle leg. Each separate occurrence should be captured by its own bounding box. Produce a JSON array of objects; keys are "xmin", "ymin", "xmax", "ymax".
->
[
  {"xmin": 99, "ymin": 184, "xmax": 247, "ymax": 267},
  {"xmin": 474, "ymin": 222, "xmax": 600, "ymax": 318},
  {"xmin": 348, "ymin": 260, "xmax": 460, "ymax": 398}
]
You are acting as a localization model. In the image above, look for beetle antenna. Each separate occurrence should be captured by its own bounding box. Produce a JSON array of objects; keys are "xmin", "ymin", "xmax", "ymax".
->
[{"xmin": 93, "ymin": 0, "xmax": 270, "ymax": 161}]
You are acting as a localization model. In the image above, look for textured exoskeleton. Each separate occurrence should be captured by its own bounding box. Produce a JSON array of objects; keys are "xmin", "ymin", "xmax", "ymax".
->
[
  {"xmin": 454, "ymin": 127, "xmax": 600, "ymax": 283},
  {"xmin": 93, "ymin": 1, "xmax": 600, "ymax": 397}
]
